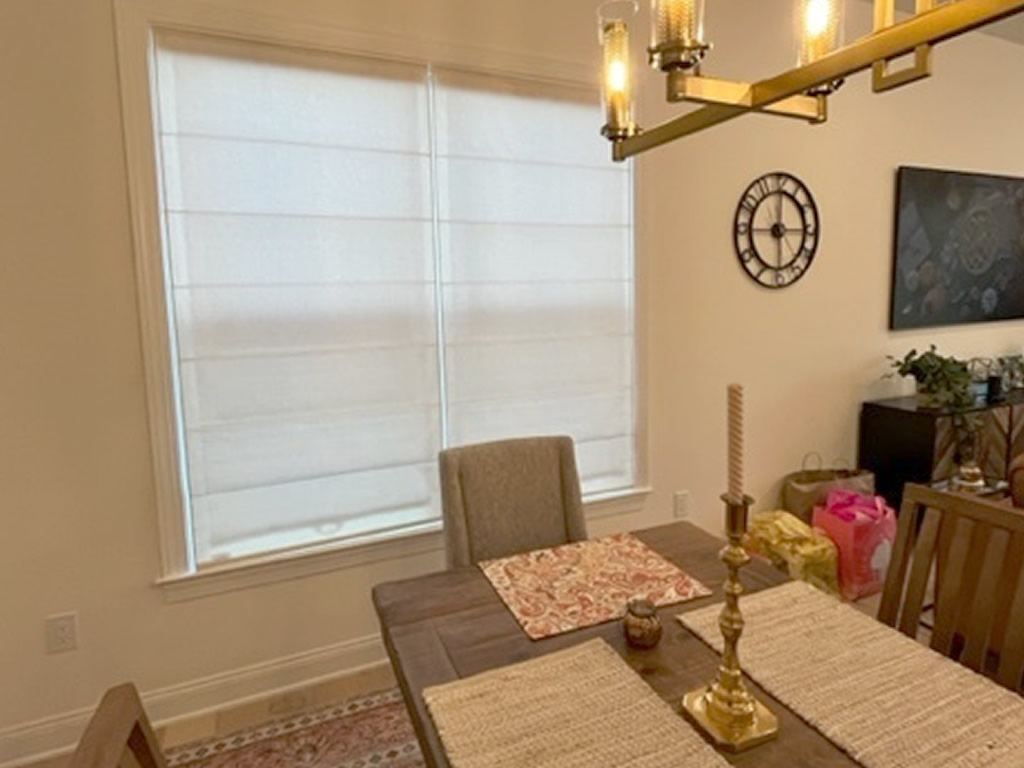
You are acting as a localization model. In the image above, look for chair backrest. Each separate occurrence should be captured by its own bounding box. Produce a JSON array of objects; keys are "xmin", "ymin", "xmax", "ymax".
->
[
  {"xmin": 68, "ymin": 684, "xmax": 168, "ymax": 768},
  {"xmin": 878, "ymin": 484, "xmax": 1024, "ymax": 693},
  {"xmin": 439, "ymin": 436, "xmax": 587, "ymax": 568}
]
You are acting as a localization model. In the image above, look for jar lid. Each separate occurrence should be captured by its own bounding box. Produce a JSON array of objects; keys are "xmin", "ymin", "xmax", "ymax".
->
[{"xmin": 627, "ymin": 598, "xmax": 655, "ymax": 617}]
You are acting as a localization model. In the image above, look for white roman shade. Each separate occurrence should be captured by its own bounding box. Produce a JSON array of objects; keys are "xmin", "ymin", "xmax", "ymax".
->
[
  {"xmin": 432, "ymin": 70, "xmax": 635, "ymax": 494},
  {"xmin": 150, "ymin": 33, "xmax": 635, "ymax": 565},
  {"xmin": 155, "ymin": 34, "xmax": 440, "ymax": 562}
]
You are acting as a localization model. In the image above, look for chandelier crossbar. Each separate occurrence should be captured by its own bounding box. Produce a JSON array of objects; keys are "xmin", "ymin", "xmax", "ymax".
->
[{"xmin": 611, "ymin": 0, "xmax": 1024, "ymax": 161}]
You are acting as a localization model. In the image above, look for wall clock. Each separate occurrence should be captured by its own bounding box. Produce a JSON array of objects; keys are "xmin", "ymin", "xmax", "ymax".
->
[{"xmin": 733, "ymin": 171, "xmax": 820, "ymax": 289}]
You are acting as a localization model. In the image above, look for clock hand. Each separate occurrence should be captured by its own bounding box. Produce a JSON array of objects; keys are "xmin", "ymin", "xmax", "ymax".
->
[{"xmin": 783, "ymin": 235, "xmax": 798, "ymax": 258}]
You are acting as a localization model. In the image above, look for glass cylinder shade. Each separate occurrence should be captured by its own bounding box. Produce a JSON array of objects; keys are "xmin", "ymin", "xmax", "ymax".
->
[
  {"xmin": 796, "ymin": 0, "xmax": 845, "ymax": 66},
  {"xmin": 601, "ymin": 19, "xmax": 635, "ymax": 138},
  {"xmin": 652, "ymin": 0, "xmax": 705, "ymax": 50}
]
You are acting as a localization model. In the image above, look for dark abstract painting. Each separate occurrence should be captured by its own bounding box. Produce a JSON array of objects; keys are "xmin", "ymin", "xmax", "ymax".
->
[{"xmin": 890, "ymin": 166, "xmax": 1024, "ymax": 330}]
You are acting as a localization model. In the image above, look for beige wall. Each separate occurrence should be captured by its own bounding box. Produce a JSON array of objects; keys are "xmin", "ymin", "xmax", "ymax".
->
[
  {"xmin": 642, "ymin": 0, "xmax": 1024, "ymax": 535},
  {"xmin": 2, "ymin": 0, "xmax": 1023, "ymax": 757}
]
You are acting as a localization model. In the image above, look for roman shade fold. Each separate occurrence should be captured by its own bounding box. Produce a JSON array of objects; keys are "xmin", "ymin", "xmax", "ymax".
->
[{"xmin": 151, "ymin": 33, "xmax": 634, "ymax": 564}]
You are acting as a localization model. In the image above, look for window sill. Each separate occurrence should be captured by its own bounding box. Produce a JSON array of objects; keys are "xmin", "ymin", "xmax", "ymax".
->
[
  {"xmin": 157, "ymin": 486, "xmax": 652, "ymax": 602},
  {"xmin": 584, "ymin": 485, "xmax": 652, "ymax": 519}
]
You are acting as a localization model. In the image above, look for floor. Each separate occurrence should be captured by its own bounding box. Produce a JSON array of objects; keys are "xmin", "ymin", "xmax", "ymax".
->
[
  {"xmin": 159, "ymin": 663, "xmax": 398, "ymax": 751},
  {"xmin": 165, "ymin": 687, "xmax": 422, "ymax": 768},
  {"xmin": 26, "ymin": 663, "xmax": 398, "ymax": 768},
  {"xmin": 852, "ymin": 589, "xmax": 883, "ymax": 619}
]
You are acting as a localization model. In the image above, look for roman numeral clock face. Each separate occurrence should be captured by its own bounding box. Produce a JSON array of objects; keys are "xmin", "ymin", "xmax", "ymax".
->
[{"xmin": 734, "ymin": 172, "xmax": 819, "ymax": 289}]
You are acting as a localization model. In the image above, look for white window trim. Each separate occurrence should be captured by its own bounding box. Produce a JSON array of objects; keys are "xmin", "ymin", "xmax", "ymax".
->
[
  {"xmin": 157, "ymin": 487, "xmax": 651, "ymax": 602},
  {"xmin": 114, "ymin": 0, "xmax": 650, "ymax": 597}
]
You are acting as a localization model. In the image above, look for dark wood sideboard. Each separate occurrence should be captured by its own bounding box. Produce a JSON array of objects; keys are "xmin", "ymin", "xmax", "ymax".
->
[{"xmin": 858, "ymin": 391, "xmax": 1024, "ymax": 507}]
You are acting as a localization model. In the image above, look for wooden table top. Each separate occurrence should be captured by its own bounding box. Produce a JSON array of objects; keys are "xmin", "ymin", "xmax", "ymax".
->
[{"xmin": 372, "ymin": 521, "xmax": 860, "ymax": 768}]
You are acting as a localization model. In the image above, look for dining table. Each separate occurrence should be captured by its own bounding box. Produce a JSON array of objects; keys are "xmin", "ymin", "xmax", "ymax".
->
[{"xmin": 372, "ymin": 520, "xmax": 864, "ymax": 768}]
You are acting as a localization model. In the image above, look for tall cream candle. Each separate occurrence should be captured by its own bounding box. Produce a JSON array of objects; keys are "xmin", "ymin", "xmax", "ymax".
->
[{"xmin": 727, "ymin": 384, "xmax": 743, "ymax": 500}]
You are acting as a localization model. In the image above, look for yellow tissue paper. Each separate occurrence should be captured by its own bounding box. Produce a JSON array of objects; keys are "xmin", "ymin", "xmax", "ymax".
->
[{"xmin": 744, "ymin": 510, "xmax": 840, "ymax": 597}]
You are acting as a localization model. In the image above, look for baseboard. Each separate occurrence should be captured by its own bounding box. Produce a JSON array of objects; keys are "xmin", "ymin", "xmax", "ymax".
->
[{"xmin": 0, "ymin": 633, "xmax": 385, "ymax": 768}]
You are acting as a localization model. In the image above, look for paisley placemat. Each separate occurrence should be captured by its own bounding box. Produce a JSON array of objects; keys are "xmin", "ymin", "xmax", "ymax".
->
[
  {"xmin": 679, "ymin": 581, "xmax": 1024, "ymax": 768},
  {"xmin": 423, "ymin": 638, "xmax": 730, "ymax": 768},
  {"xmin": 479, "ymin": 532, "xmax": 711, "ymax": 639}
]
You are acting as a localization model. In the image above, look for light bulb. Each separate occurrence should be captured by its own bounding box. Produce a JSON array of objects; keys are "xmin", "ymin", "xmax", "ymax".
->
[
  {"xmin": 797, "ymin": 0, "xmax": 844, "ymax": 66},
  {"xmin": 650, "ymin": 0, "xmax": 706, "ymax": 71},
  {"xmin": 653, "ymin": 0, "xmax": 704, "ymax": 48},
  {"xmin": 805, "ymin": 0, "xmax": 830, "ymax": 38},
  {"xmin": 607, "ymin": 59, "xmax": 628, "ymax": 93},
  {"xmin": 600, "ymin": 19, "xmax": 636, "ymax": 138}
]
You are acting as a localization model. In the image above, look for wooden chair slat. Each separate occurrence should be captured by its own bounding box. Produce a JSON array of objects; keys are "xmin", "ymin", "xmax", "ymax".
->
[
  {"xmin": 989, "ymin": 531, "xmax": 1024, "ymax": 659},
  {"xmin": 995, "ymin": 573, "xmax": 1024, "ymax": 691},
  {"xmin": 933, "ymin": 506, "xmax": 958, "ymax": 594},
  {"xmin": 955, "ymin": 522, "xmax": 996, "ymax": 671},
  {"xmin": 898, "ymin": 506, "xmax": 940, "ymax": 638},
  {"xmin": 878, "ymin": 492, "xmax": 922, "ymax": 627},
  {"xmin": 930, "ymin": 516, "xmax": 969, "ymax": 655}
]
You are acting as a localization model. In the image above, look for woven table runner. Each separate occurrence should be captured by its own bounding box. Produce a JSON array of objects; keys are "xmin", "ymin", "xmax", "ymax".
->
[
  {"xmin": 679, "ymin": 581, "xmax": 1024, "ymax": 768},
  {"xmin": 423, "ymin": 638, "xmax": 730, "ymax": 768},
  {"xmin": 479, "ymin": 532, "xmax": 710, "ymax": 639}
]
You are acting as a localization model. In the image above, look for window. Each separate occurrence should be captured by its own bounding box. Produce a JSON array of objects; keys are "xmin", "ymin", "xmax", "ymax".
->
[{"xmin": 148, "ymin": 31, "xmax": 635, "ymax": 567}]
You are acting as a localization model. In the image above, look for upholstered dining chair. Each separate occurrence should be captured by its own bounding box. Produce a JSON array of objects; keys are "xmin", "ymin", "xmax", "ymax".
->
[
  {"xmin": 68, "ymin": 683, "xmax": 169, "ymax": 768},
  {"xmin": 878, "ymin": 484, "xmax": 1024, "ymax": 693},
  {"xmin": 439, "ymin": 436, "xmax": 588, "ymax": 568}
]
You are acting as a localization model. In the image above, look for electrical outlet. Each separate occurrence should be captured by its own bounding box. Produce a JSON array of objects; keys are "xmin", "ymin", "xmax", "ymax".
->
[
  {"xmin": 45, "ymin": 612, "xmax": 78, "ymax": 654},
  {"xmin": 673, "ymin": 490, "xmax": 690, "ymax": 519}
]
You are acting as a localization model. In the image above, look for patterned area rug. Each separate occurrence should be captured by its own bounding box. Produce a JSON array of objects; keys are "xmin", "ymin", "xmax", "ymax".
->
[{"xmin": 166, "ymin": 689, "xmax": 424, "ymax": 768}]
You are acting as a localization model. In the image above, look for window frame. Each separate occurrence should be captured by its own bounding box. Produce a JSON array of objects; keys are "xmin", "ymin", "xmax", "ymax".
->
[{"xmin": 114, "ymin": 0, "xmax": 649, "ymax": 599}]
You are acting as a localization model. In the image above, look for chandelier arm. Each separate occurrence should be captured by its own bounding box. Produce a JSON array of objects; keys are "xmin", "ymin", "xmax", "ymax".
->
[
  {"xmin": 872, "ymin": 44, "xmax": 932, "ymax": 92},
  {"xmin": 612, "ymin": 102, "xmax": 745, "ymax": 161},
  {"xmin": 666, "ymin": 72, "xmax": 826, "ymax": 122},
  {"xmin": 612, "ymin": 0, "xmax": 1024, "ymax": 160},
  {"xmin": 755, "ymin": 0, "xmax": 1024, "ymax": 104}
]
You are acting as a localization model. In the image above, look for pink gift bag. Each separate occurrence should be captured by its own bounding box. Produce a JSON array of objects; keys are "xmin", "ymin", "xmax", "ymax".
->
[{"xmin": 812, "ymin": 489, "xmax": 897, "ymax": 601}]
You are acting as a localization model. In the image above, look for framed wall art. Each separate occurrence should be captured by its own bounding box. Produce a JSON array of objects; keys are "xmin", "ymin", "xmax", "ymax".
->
[{"xmin": 890, "ymin": 166, "xmax": 1024, "ymax": 330}]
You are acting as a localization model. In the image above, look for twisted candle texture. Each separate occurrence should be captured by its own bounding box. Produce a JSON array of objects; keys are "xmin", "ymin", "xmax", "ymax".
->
[{"xmin": 728, "ymin": 384, "xmax": 743, "ymax": 500}]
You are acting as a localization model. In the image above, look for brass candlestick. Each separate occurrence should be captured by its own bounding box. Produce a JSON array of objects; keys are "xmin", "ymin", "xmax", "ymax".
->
[{"xmin": 682, "ymin": 492, "xmax": 779, "ymax": 751}]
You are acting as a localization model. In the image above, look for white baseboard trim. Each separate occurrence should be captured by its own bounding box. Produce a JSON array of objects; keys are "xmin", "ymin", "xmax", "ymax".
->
[{"xmin": 0, "ymin": 633, "xmax": 385, "ymax": 768}]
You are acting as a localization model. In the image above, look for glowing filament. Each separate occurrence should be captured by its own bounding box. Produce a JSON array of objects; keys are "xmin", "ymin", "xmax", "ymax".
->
[
  {"xmin": 798, "ymin": 0, "xmax": 843, "ymax": 65},
  {"xmin": 607, "ymin": 59, "xmax": 628, "ymax": 92},
  {"xmin": 805, "ymin": 0, "xmax": 830, "ymax": 38},
  {"xmin": 601, "ymin": 20, "xmax": 634, "ymax": 135}
]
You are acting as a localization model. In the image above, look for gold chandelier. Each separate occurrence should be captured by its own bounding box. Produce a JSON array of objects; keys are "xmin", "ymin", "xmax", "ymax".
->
[{"xmin": 599, "ymin": 0, "xmax": 1024, "ymax": 161}]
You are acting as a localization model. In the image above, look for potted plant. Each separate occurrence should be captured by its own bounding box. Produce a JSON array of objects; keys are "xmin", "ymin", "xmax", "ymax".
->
[
  {"xmin": 887, "ymin": 346, "xmax": 983, "ymax": 488},
  {"xmin": 887, "ymin": 345, "xmax": 974, "ymax": 410}
]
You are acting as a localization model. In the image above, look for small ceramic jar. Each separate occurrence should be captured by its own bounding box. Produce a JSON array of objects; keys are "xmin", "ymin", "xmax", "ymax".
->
[{"xmin": 623, "ymin": 598, "xmax": 662, "ymax": 648}]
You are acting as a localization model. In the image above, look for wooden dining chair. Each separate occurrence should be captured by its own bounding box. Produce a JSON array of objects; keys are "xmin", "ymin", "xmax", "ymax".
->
[
  {"xmin": 878, "ymin": 484, "xmax": 1024, "ymax": 693},
  {"xmin": 439, "ymin": 436, "xmax": 587, "ymax": 568},
  {"xmin": 68, "ymin": 684, "xmax": 168, "ymax": 768}
]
